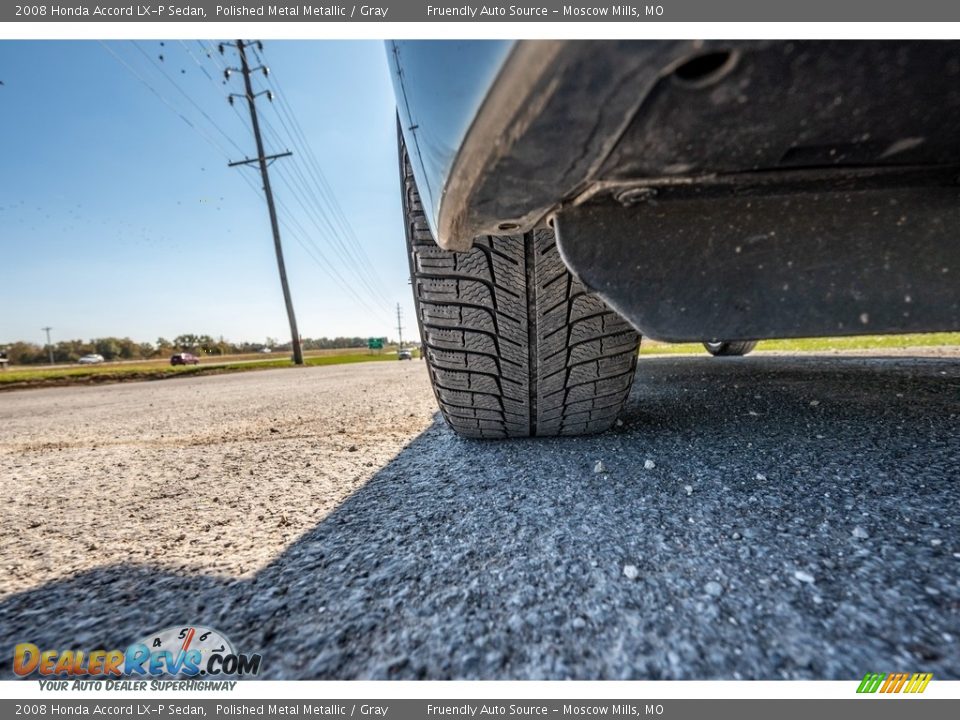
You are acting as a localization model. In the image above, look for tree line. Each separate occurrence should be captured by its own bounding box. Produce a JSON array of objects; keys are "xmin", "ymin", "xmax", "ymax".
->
[{"xmin": 0, "ymin": 335, "xmax": 376, "ymax": 365}]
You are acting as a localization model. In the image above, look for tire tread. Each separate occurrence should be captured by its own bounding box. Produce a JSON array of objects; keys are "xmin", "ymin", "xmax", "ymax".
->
[{"xmin": 402, "ymin": 148, "xmax": 640, "ymax": 438}]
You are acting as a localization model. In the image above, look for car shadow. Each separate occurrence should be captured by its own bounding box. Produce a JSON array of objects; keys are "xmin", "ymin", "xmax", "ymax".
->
[{"xmin": 1, "ymin": 355, "xmax": 958, "ymax": 680}]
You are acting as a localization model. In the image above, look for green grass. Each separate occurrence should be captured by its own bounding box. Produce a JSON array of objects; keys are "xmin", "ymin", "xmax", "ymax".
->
[
  {"xmin": 640, "ymin": 332, "xmax": 960, "ymax": 355},
  {"xmin": 0, "ymin": 352, "xmax": 401, "ymax": 390}
]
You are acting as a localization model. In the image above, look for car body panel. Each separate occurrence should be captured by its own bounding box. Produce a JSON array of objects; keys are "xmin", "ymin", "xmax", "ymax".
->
[{"xmin": 386, "ymin": 40, "xmax": 513, "ymax": 243}]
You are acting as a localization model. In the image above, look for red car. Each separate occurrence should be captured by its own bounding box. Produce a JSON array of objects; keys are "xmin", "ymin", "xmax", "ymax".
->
[{"xmin": 170, "ymin": 353, "xmax": 200, "ymax": 366}]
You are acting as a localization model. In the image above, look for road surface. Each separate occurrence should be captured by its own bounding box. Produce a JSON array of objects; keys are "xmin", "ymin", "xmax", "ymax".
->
[{"xmin": 1, "ymin": 355, "xmax": 957, "ymax": 679}]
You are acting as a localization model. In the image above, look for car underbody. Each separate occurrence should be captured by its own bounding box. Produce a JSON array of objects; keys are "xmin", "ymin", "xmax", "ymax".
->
[{"xmin": 394, "ymin": 40, "xmax": 960, "ymax": 343}]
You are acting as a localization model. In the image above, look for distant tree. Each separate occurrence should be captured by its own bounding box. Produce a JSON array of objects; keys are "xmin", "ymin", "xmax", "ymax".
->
[
  {"xmin": 94, "ymin": 338, "xmax": 122, "ymax": 361},
  {"xmin": 53, "ymin": 339, "xmax": 93, "ymax": 362},
  {"xmin": 2, "ymin": 333, "xmax": 383, "ymax": 364},
  {"xmin": 195, "ymin": 335, "xmax": 216, "ymax": 354},
  {"xmin": 174, "ymin": 334, "xmax": 200, "ymax": 351},
  {"xmin": 3, "ymin": 341, "xmax": 43, "ymax": 364},
  {"xmin": 117, "ymin": 337, "xmax": 138, "ymax": 360}
]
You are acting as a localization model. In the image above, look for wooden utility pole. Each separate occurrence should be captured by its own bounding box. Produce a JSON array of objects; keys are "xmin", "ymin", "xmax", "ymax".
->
[{"xmin": 224, "ymin": 39, "xmax": 303, "ymax": 365}]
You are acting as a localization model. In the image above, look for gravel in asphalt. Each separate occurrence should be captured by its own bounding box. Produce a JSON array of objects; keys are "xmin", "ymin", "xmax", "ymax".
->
[{"xmin": 1, "ymin": 354, "xmax": 957, "ymax": 679}]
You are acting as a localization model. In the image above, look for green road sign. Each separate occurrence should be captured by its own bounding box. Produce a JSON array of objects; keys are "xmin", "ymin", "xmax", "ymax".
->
[{"xmin": 368, "ymin": 338, "xmax": 384, "ymax": 350}]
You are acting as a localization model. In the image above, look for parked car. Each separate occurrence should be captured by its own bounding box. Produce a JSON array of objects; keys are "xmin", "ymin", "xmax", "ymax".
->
[
  {"xmin": 388, "ymin": 40, "xmax": 960, "ymax": 438},
  {"xmin": 170, "ymin": 353, "xmax": 200, "ymax": 366},
  {"xmin": 398, "ymin": 348, "xmax": 413, "ymax": 360},
  {"xmin": 77, "ymin": 354, "xmax": 105, "ymax": 365}
]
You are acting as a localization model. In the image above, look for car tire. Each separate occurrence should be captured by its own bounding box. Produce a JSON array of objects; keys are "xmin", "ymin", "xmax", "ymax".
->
[
  {"xmin": 703, "ymin": 340, "xmax": 758, "ymax": 356},
  {"xmin": 400, "ymin": 144, "xmax": 641, "ymax": 439}
]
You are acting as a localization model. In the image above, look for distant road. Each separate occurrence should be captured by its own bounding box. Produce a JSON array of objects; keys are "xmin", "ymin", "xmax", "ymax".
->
[{"xmin": 15, "ymin": 350, "xmax": 321, "ymax": 372}]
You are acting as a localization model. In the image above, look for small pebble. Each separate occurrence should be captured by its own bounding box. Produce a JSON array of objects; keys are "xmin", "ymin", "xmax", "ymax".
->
[
  {"xmin": 704, "ymin": 581, "xmax": 723, "ymax": 597},
  {"xmin": 931, "ymin": 539, "xmax": 942, "ymax": 546},
  {"xmin": 809, "ymin": 400, "xmax": 820, "ymax": 407},
  {"xmin": 644, "ymin": 459, "xmax": 656, "ymax": 470},
  {"xmin": 572, "ymin": 617, "xmax": 587, "ymax": 629},
  {"xmin": 794, "ymin": 570, "xmax": 815, "ymax": 584},
  {"xmin": 684, "ymin": 485, "xmax": 694, "ymax": 496},
  {"xmin": 852, "ymin": 526, "xmax": 869, "ymax": 539},
  {"xmin": 755, "ymin": 473, "xmax": 767, "ymax": 481},
  {"xmin": 593, "ymin": 460, "xmax": 606, "ymax": 474},
  {"xmin": 623, "ymin": 564, "xmax": 639, "ymax": 580},
  {"xmin": 731, "ymin": 531, "xmax": 742, "ymax": 540}
]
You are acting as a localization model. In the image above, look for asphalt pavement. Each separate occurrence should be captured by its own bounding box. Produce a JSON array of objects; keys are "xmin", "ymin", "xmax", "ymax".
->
[{"xmin": 1, "ymin": 354, "xmax": 957, "ymax": 679}]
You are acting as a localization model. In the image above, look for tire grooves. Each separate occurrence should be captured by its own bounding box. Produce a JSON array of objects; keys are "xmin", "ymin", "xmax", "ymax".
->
[
  {"xmin": 525, "ymin": 232, "xmax": 539, "ymax": 437},
  {"xmin": 400, "ymin": 139, "xmax": 640, "ymax": 439}
]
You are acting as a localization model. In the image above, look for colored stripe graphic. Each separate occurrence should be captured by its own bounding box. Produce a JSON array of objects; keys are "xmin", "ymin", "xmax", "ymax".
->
[
  {"xmin": 904, "ymin": 673, "xmax": 933, "ymax": 693},
  {"xmin": 857, "ymin": 672, "xmax": 932, "ymax": 694},
  {"xmin": 857, "ymin": 673, "xmax": 886, "ymax": 693}
]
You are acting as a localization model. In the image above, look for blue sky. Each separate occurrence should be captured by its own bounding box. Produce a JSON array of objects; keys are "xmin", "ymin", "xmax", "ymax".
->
[{"xmin": 0, "ymin": 40, "xmax": 416, "ymax": 347}]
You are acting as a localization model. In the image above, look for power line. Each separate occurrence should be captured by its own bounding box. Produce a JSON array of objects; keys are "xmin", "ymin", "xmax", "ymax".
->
[
  {"xmin": 196, "ymin": 41, "xmax": 390, "ymax": 319},
  {"xmin": 99, "ymin": 41, "xmax": 234, "ymax": 160},
  {"xmin": 188, "ymin": 40, "xmax": 254, "ymax": 137},
  {"xmin": 132, "ymin": 41, "xmax": 246, "ymax": 157},
  {"xmin": 105, "ymin": 39, "xmax": 381, "ymax": 325},
  {"xmin": 260, "ymin": 95, "xmax": 394, "ymax": 310},
  {"xmin": 258, "ymin": 117, "xmax": 394, "ymax": 311},
  {"xmin": 252, "ymin": 44, "xmax": 393, "ymax": 301},
  {"xmin": 272, "ymin": 191, "xmax": 391, "ymax": 318},
  {"xmin": 213, "ymin": 40, "xmax": 393, "ymax": 314},
  {"xmin": 107, "ymin": 38, "xmax": 394, "ymax": 337}
]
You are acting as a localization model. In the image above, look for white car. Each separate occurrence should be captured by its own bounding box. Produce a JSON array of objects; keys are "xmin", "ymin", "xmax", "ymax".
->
[{"xmin": 77, "ymin": 354, "xmax": 105, "ymax": 364}]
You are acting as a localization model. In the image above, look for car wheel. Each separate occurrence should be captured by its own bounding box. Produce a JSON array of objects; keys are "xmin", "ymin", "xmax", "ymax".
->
[
  {"xmin": 400, "ymin": 144, "xmax": 641, "ymax": 439},
  {"xmin": 703, "ymin": 340, "xmax": 758, "ymax": 356}
]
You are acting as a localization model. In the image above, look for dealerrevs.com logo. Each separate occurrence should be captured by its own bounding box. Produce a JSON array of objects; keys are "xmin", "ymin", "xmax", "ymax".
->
[
  {"xmin": 857, "ymin": 672, "xmax": 933, "ymax": 694},
  {"xmin": 14, "ymin": 626, "xmax": 262, "ymax": 678}
]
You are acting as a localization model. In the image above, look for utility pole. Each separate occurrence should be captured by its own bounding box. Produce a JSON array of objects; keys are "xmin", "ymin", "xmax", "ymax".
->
[
  {"xmin": 396, "ymin": 303, "xmax": 404, "ymax": 350},
  {"xmin": 223, "ymin": 39, "xmax": 303, "ymax": 365},
  {"xmin": 41, "ymin": 326, "xmax": 54, "ymax": 365}
]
